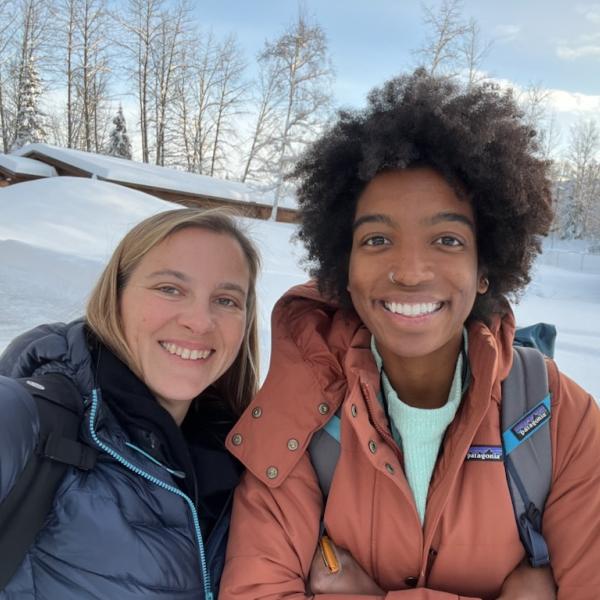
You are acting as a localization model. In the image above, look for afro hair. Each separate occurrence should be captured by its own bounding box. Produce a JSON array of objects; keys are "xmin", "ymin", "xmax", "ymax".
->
[{"xmin": 293, "ymin": 68, "xmax": 554, "ymax": 322}]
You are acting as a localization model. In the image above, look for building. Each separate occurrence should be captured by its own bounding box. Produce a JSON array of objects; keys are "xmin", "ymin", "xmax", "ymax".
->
[{"xmin": 0, "ymin": 144, "xmax": 298, "ymax": 223}]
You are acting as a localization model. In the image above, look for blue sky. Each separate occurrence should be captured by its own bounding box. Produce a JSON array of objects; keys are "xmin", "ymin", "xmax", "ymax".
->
[{"xmin": 192, "ymin": 0, "xmax": 600, "ymax": 141}]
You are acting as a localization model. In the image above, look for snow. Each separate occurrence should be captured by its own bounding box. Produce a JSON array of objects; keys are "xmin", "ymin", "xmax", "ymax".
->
[
  {"xmin": 14, "ymin": 143, "xmax": 298, "ymax": 209},
  {"xmin": 0, "ymin": 154, "xmax": 57, "ymax": 178},
  {"xmin": 0, "ymin": 177, "xmax": 598, "ymax": 400}
]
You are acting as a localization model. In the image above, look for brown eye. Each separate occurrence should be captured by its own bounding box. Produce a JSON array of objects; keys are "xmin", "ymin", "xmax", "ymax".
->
[
  {"xmin": 364, "ymin": 235, "xmax": 390, "ymax": 246},
  {"xmin": 435, "ymin": 236, "xmax": 462, "ymax": 247}
]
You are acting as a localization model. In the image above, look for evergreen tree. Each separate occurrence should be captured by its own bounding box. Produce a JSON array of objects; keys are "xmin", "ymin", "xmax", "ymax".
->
[
  {"xmin": 107, "ymin": 104, "xmax": 132, "ymax": 159},
  {"xmin": 11, "ymin": 57, "xmax": 46, "ymax": 151}
]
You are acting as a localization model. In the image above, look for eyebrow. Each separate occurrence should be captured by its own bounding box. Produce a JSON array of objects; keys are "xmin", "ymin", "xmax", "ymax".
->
[
  {"xmin": 147, "ymin": 269, "xmax": 190, "ymax": 282},
  {"xmin": 218, "ymin": 282, "xmax": 248, "ymax": 298},
  {"xmin": 352, "ymin": 211, "xmax": 475, "ymax": 233},
  {"xmin": 146, "ymin": 270, "xmax": 248, "ymax": 297},
  {"xmin": 425, "ymin": 211, "xmax": 475, "ymax": 232},
  {"xmin": 352, "ymin": 214, "xmax": 395, "ymax": 232}
]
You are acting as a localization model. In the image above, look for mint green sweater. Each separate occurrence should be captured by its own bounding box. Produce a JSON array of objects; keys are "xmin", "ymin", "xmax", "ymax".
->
[{"xmin": 371, "ymin": 334, "xmax": 466, "ymax": 524}]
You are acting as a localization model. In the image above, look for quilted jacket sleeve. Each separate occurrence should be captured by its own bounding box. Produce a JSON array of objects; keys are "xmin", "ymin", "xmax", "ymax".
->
[
  {"xmin": 219, "ymin": 458, "xmax": 479, "ymax": 600},
  {"xmin": 0, "ymin": 375, "xmax": 40, "ymax": 504},
  {"xmin": 542, "ymin": 365, "xmax": 600, "ymax": 600}
]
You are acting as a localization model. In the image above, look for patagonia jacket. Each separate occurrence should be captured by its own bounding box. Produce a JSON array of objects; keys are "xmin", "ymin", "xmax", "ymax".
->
[
  {"xmin": 220, "ymin": 282, "xmax": 600, "ymax": 600},
  {"xmin": 0, "ymin": 321, "xmax": 235, "ymax": 600}
]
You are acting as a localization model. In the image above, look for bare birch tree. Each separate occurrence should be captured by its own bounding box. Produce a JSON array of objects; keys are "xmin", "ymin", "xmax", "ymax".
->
[
  {"xmin": 208, "ymin": 34, "xmax": 247, "ymax": 177},
  {"xmin": 116, "ymin": 0, "xmax": 164, "ymax": 162},
  {"xmin": 561, "ymin": 118, "xmax": 600, "ymax": 239},
  {"xmin": 172, "ymin": 30, "xmax": 221, "ymax": 173},
  {"xmin": 240, "ymin": 57, "xmax": 282, "ymax": 183},
  {"xmin": 75, "ymin": 0, "xmax": 110, "ymax": 152},
  {"xmin": 460, "ymin": 18, "xmax": 492, "ymax": 88},
  {"xmin": 0, "ymin": 0, "xmax": 16, "ymax": 151},
  {"xmin": 416, "ymin": 0, "xmax": 469, "ymax": 76},
  {"xmin": 150, "ymin": 0, "xmax": 188, "ymax": 166},
  {"xmin": 251, "ymin": 8, "xmax": 333, "ymax": 219},
  {"xmin": 52, "ymin": 0, "xmax": 78, "ymax": 147},
  {"xmin": 518, "ymin": 83, "xmax": 561, "ymax": 162}
]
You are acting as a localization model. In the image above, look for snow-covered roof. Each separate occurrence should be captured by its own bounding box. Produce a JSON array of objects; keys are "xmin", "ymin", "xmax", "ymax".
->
[
  {"xmin": 0, "ymin": 153, "xmax": 58, "ymax": 178},
  {"xmin": 13, "ymin": 143, "xmax": 298, "ymax": 210}
]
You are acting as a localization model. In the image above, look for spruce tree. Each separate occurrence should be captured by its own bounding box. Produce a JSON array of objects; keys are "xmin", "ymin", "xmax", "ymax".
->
[
  {"xmin": 12, "ymin": 57, "xmax": 46, "ymax": 151},
  {"xmin": 107, "ymin": 105, "xmax": 132, "ymax": 159}
]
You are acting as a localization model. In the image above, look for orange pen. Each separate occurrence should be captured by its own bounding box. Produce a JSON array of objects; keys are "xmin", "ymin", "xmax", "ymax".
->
[{"xmin": 319, "ymin": 535, "xmax": 340, "ymax": 574}]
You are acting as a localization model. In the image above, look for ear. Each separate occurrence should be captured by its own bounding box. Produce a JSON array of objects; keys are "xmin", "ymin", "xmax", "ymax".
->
[{"xmin": 477, "ymin": 274, "xmax": 489, "ymax": 295}]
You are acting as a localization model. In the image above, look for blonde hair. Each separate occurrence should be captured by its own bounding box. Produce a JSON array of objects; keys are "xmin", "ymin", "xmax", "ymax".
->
[{"xmin": 86, "ymin": 208, "xmax": 260, "ymax": 415}]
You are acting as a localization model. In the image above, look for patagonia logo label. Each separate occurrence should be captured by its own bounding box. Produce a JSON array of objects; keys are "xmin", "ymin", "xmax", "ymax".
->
[
  {"xmin": 466, "ymin": 445, "xmax": 503, "ymax": 461},
  {"xmin": 511, "ymin": 404, "xmax": 550, "ymax": 441}
]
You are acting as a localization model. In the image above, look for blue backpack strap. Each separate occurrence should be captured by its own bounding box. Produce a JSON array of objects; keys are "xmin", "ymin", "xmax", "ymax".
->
[
  {"xmin": 308, "ymin": 410, "xmax": 341, "ymax": 498},
  {"xmin": 501, "ymin": 346, "xmax": 552, "ymax": 567}
]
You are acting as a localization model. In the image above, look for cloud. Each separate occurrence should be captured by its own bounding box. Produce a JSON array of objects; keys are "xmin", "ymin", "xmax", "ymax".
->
[
  {"xmin": 557, "ymin": 44, "xmax": 600, "ymax": 59},
  {"xmin": 576, "ymin": 3, "xmax": 600, "ymax": 24},
  {"xmin": 494, "ymin": 24, "xmax": 521, "ymax": 40},
  {"xmin": 546, "ymin": 89, "xmax": 600, "ymax": 114},
  {"xmin": 487, "ymin": 76, "xmax": 600, "ymax": 116},
  {"xmin": 556, "ymin": 32, "xmax": 600, "ymax": 60}
]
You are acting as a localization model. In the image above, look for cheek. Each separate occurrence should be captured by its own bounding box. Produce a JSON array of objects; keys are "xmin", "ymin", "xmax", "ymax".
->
[{"xmin": 226, "ymin": 315, "xmax": 247, "ymax": 357}]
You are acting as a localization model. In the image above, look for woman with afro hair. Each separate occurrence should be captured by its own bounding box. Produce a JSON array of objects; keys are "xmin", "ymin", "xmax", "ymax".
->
[{"xmin": 219, "ymin": 70, "xmax": 600, "ymax": 600}]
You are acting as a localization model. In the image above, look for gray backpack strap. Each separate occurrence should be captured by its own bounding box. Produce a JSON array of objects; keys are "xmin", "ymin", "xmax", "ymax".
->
[
  {"xmin": 308, "ymin": 411, "xmax": 341, "ymax": 498},
  {"xmin": 501, "ymin": 346, "xmax": 552, "ymax": 567}
]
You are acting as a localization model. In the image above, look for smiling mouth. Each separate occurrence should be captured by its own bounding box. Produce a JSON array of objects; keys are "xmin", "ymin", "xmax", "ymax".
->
[
  {"xmin": 159, "ymin": 342, "xmax": 213, "ymax": 361},
  {"xmin": 383, "ymin": 301, "xmax": 443, "ymax": 317}
]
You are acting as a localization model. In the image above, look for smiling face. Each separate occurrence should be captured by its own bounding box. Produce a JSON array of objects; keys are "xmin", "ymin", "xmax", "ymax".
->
[
  {"xmin": 348, "ymin": 167, "xmax": 488, "ymax": 375},
  {"xmin": 119, "ymin": 227, "xmax": 250, "ymax": 424}
]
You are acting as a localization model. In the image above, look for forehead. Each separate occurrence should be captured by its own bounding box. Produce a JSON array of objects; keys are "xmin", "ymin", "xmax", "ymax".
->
[
  {"xmin": 355, "ymin": 168, "xmax": 473, "ymax": 222},
  {"xmin": 138, "ymin": 227, "xmax": 249, "ymax": 280}
]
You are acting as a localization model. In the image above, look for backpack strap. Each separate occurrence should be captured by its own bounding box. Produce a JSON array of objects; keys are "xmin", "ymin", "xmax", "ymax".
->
[
  {"xmin": 308, "ymin": 410, "xmax": 341, "ymax": 498},
  {"xmin": 0, "ymin": 373, "xmax": 97, "ymax": 590},
  {"xmin": 501, "ymin": 346, "xmax": 552, "ymax": 567}
]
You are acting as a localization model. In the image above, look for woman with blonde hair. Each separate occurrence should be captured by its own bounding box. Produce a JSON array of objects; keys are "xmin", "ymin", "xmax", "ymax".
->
[{"xmin": 0, "ymin": 207, "xmax": 260, "ymax": 600}]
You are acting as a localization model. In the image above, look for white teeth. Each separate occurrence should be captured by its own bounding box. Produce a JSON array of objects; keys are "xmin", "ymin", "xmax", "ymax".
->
[
  {"xmin": 383, "ymin": 301, "xmax": 442, "ymax": 317},
  {"xmin": 160, "ymin": 342, "xmax": 211, "ymax": 360}
]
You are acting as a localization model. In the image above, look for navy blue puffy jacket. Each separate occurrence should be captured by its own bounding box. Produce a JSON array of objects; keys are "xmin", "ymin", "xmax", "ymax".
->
[{"xmin": 0, "ymin": 322, "xmax": 231, "ymax": 599}]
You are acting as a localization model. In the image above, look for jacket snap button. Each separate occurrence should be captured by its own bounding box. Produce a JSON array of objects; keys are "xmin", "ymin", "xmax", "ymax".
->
[
  {"xmin": 351, "ymin": 404, "xmax": 357, "ymax": 417},
  {"xmin": 231, "ymin": 433, "xmax": 243, "ymax": 446},
  {"xmin": 385, "ymin": 463, "xmax": 394, "ymax": 474},
  {"xmin": 405, "ymin": 576, "xmax": 418, "ymax": 587},
  {"xmin": 287, "ymin": 438, "xmax": 299, "ymax": 451},
  {"xmin": 368, "ymin": 440, "xmax": 377, "ymax": 454},
  {"xmin": 266, "ymin": 466, "xmax": 279, "ymax": 479},
  {"xmin": 252, "ymin": 407, "xmax": 262, "ymax": 418},
  {"xmin": 318, "ymin": 403, "xmax": 329, "ymax": 415}
]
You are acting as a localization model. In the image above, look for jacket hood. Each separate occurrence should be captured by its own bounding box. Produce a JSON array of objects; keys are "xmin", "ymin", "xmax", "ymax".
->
[
  {"xmin": 0, "ymin": 320, "xmax": 95, "ymax": 398},
  {"xmin": 228, "ymin": 280, "xmax": 517, "ymax": 487}
]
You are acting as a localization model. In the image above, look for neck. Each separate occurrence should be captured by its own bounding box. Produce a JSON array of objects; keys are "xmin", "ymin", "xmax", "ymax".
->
[
  {"xmin": 379, "ymin": 335, "xmax": 462, "ymax": 409},
  {"xmin": 156, "ymin": 397, "xmax": 192, "ymax": 426}
]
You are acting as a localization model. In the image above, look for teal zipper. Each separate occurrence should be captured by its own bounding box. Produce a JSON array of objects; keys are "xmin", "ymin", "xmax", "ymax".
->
[
  {"xmin": 88, "ymin": 388, "xmax": 213, "ymax": 600},
  {"xmin": 124, "ymin": 441, "xmax": 186, "ymax": 478}
]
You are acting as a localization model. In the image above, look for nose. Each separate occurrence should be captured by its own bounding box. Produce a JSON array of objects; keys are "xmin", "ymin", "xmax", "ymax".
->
[
  {"xmin": 177, "ymin": 298, "xmax": 216, "ymax": 334},
  {"xmin": 389, "ymin": 245, "xmax": 434, "ymax": 287}
]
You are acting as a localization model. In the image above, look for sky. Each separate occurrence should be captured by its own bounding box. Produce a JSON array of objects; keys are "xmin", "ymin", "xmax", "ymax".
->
[
  {"xmin": 1, "ymin": 176, "xmax": 598, "ymax": 399},
  {"xmin": 189, "ymin": 0, "xmax": 600, "ymax": 151}
]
